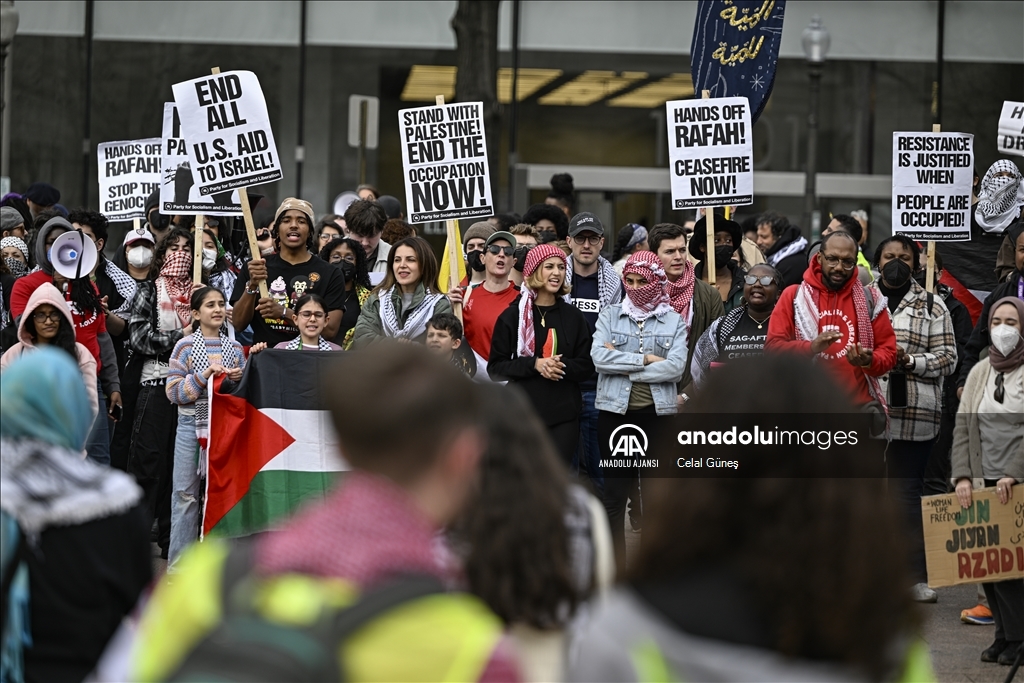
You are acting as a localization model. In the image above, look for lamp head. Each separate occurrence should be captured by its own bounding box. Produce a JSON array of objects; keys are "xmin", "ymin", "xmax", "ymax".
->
[
  {"xmin": 0, "ymin": 1, "xmax": 19, "ymax": 48},
  {"xmin": 802, "ymin": 15, "xmax": 830, "ymax": 64}
]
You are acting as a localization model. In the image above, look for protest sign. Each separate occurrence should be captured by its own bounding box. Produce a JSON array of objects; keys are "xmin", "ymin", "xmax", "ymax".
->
[
  {"xmin": 998, "ymin": 100, "xmax": 1024, "ymax": 156},
  {"xmin": 171, "ymin": 70, "xmax": 282, "ymax": 196},
  {"xmin": 922, "ymin": 487, "xmax": 1024, "ymax": 588},
  {"xmin": 160, "ymin": 102, "xmax": 243, "ymax": 215},
  {"xmin": 892, "ymin": 131, "xmax": 973, "ymax": 242},
  {"xmin": 96, "ymin": 138, "xmax": 161, "ymax": 221},
  {"xmin": 399, "ymin": 100, "xmax": 493, "ymax": 224},
  {"xmin": 665, "ymin": 96, "xmax": 753, "ymax": 210}
]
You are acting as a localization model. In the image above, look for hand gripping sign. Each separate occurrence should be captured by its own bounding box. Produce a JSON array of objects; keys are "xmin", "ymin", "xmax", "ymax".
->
[
  {"xmin": 171, "ymin": 70, "xmax": 283, "ymax": 196},
  {"xmin": 96, "ymin": 138, "xmax": 161, "ymax": 221},
  {"xmin": 399, "ymin": 100, "xmax": 494, "ymax": 224}
]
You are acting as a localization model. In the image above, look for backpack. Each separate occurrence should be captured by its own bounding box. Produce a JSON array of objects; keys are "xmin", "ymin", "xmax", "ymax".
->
[{"xmin": 166, "ymin": 539, "xmax": 444, "ymax": 683}]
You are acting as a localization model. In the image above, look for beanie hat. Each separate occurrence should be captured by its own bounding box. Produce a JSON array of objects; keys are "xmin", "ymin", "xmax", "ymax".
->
[
  {"xmin": 462, "ymin": 221, "xmax": 496, "ymax": 249},
  {"xmin": 274, "ymin": 197, "xmax": 315, "ymax": 226},
  {"xmin": 1, "ymin": 206, "xmax": 24, "ymax": 232},
  {"xmin": 521, "ymin": 242, "xmax": 567, "ymax": 279}
]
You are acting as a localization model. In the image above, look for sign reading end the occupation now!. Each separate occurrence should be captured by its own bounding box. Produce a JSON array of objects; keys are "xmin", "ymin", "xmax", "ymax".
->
[
  {"xmin": 171, "ymin": 70, "xmax": 282, "ymax": 195},
  {"xmin": 399, "ymin": 101, "xmax": 493, "ymax": 224},
  {"xmin": 892, "ymin": 132, "xmax": 973, "ymax": 242},
  {"xmin": 665, "ymin": 96, "xmax": 753, "ymax": 209}
]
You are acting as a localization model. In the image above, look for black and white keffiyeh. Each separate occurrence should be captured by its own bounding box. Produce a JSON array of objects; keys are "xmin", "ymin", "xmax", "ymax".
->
[
  {"xmin": 379, "ymin": 285, "xmax": 443, "ymax": 340},
  {"xmin": 103, "ymin": 258, "xmax": 138, "ymax": 317},
  {"xmin": 976, "ymin": 160, "xmax": 1024, "ymax": 234},
  {"xmin": 565, "ymin": 255, "xmax": 622, "ymax": 307},
  {"xmin": 0, "ymin": 438, "xmax": 142, "ymax": 539},
  {"xmin": 281, "ymin": 335, "xmax": 335, "ymax": 351},
  {"xmin": 767, "ymin": 236, "xmax": 808, "ymax": 267},
  {"xmin": 690, "ymin": 306, "xmax": 745, "ymax": 389}
]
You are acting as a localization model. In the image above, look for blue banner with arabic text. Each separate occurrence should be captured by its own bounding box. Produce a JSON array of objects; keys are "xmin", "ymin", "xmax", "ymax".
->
[{"xmin": 690, "ymin": 0, "xmax": 786, "ymax": 123}]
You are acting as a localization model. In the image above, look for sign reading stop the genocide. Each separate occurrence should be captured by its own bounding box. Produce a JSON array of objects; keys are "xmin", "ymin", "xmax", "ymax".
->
[
  {"xmin": 665, "ymin": 97, "xmax": 754, "ymax": 209},
  {"xmin": 171, "ymin": 70, "xmax": 282, "ymax": 195},
  {"xmin": 399, "ymin": 101, "xmax": 493, "ymax": 224},
  {"xmin": 96, "ymin": 138, "xmax": 161, "ymax": 221},
  {"xmin": 892, "ymin": 132, "xmax": 974, "ymax": 242}
]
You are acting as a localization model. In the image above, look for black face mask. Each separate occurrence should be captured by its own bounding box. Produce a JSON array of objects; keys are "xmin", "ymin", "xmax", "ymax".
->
[
  {"xmin": 713, "ymin": 245, "xmax": 734, "ymax": 266},
  {"xmin": 513, "ymin": 245, "xmax": 534, "ymax": 272},
  {"xmin": 881, "ymin": 259, "xmax": 912, "ymax": 288},
  {"xmin": 467, "ymin": 250, "xmax": 485, "ymax": 272},
  {"xmin": 339, "ymin": 260, "xmax": 356, "ymax": 282}
]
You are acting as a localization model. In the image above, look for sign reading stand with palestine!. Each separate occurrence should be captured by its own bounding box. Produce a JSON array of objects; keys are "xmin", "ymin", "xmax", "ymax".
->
[
  {"xmin": 892, "ymin": 131, "xmax": 973, "ymax": 241},
  {"xmin": 171, "ymin": 70, "xmax": 282, "ymax": 197},
  {"xmin": 399, "ymin": 101, "xmax": 493, "ymax": 224},
  {"xmin": 96, "ymin": 138, "xmax": 161, "ymax": 221},
  {"xmin": 665, "ymin": 97, "xmax": 754, "ymax": 209}
]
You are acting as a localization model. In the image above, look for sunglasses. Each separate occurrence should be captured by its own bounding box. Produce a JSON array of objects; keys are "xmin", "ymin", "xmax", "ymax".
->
[
  {"xmin": 486, "ymin": 244, "xmax": 515, "ymax": 256},
  {"xmin": 744, "ymin": 275, "xmax": 775, "ymax": 286}
]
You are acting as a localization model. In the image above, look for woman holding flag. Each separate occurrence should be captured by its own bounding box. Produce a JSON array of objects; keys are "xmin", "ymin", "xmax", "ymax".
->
[
  {"xmin": 489, "ymin": 244, "xmax": 594, "ymax": 465},
  {"xmin": 165, "ymin": 286, "xmax": 244, "ymax": 570}
]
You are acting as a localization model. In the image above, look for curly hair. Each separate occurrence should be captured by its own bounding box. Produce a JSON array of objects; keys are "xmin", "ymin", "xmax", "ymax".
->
[
  {"xmin": 381, "ymin": 218, "xmax": 415, "ymax": 246},
  {"xmin": 451, "ymin": 383, "xmax": 583, "ymax": 629},
  {"xmin": 628, "ymin": 354, "xmax": 921, "ymax": 680},
  {"xmin": 523, "ymin": 203, "xmax": 570, "ymax": 241},
  {"xmin": 149, "ymin": 227, "xmax": 193, "ymax": 280},
  {"xmin": 319, "ymin": 237, "xmax": 372, "ymax": 290}
]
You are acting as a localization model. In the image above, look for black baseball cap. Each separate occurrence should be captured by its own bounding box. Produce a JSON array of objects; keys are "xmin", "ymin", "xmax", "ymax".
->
[{"xmin": 567, "ymin": 212, "xmax": 604, "ymax": 238}]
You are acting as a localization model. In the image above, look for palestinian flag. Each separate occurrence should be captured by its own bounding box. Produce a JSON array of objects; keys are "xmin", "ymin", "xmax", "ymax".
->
[
  {"xmin": 203, "ymin": 349, "xmax": 348, "ymax": 537},
  {"xmin": 935, "ymin": 222, "xmax": 1004, "ymax": 325}
]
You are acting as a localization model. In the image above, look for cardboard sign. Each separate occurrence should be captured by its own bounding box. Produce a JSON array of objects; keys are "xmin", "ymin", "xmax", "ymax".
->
[
  {"xmin": 160, "ymin": 102, "xmax": 243, "ymax": 216},
  {"xmin": 399, "ymin": 101, "xmax": 493, "ymax": 224},
  {"xmin": 171, "ymin": 70, "xmax": 282, "ymax": 195},
  {"xmin": 892, "ymin": 132, "xmax": 973, "ymax": 242},
  {"xmin": 96, "ymin": 138, "xmax": 161, "ymax": 221},
  {"xmin": 665, "ymin": 97, "xmax": 754, "ymax": 209},
  {"xmin": 922, "ymin": 487, "xmax": 1024, "ymax": 588},
  {"xmin": 998, "ymin": 100, "xmax": 1024, "ymax": 157}
]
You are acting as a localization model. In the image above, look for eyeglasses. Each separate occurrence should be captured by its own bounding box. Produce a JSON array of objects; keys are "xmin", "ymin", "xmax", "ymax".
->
[
  {"xmin": 743, "ymin": 275, "xmax": 775, "ymax": 286},
  {"xmin": 297, "ymin": 311, "xmax": 326, "ymax": 320},
  {"xmin": 821, "ymin": 255, "xmax": 857, "ymax": 271},
  {"xmin": 32, "ymin": 311, "xmax": 63, "ymax": 323},
  {"xmin": 571, "ymin": 234, "xmax": 602, "ymax": 246},
  {"xmin": 486, "ymin": 244, "xmax": 515, "ymax": 256}
]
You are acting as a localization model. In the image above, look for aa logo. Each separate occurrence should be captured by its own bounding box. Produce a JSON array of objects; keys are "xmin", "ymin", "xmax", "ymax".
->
[{"xmin": 609, "ymin": 424, "xmax": 648, "ymax": 459}]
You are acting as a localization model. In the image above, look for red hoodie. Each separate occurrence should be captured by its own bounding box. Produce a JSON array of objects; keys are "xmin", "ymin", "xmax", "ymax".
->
[{"xmin": 766, "ymin": 257, "xmax": 897, "ymax": 406}]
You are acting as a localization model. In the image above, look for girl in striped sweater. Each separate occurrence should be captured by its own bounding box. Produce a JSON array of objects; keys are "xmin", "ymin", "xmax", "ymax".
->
[{"xmin": 165, "ymin": 287, "xmax": 244, "ymax": 569}]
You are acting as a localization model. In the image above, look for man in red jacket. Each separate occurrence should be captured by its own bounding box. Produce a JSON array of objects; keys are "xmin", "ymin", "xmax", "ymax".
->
[{"xmin": 766, "ymin": 231, "xmax": 897, "ymax": 411}]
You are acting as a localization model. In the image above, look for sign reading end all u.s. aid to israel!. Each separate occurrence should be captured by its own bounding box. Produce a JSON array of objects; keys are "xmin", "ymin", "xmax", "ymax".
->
[
  {"xmin": 665, "ymin": 97, "xmax": 754, "ymax": 210},
  {"xmin": 921, "ymin": 488, "xmax": 1024, "ymax": 588},
  {"xmin": 171, "ymin": 70, "xmax": 283, "ymax": 196},
  {"xmin": 399, "ymin": 101, "xmax": 493, "ymax": 224}
]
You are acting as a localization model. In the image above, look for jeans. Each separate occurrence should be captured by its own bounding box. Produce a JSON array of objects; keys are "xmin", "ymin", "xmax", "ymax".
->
[
  {"xmin": 575, "ymin": 390, "xmax": 604, "ymax": 496},
  {"xmin": 168, "ymin": 412, "xmax": 201, "ymax": 570},
  {"xmin": 888, "ymin": 438, "xmax": 935, "ymax": 583},
  {"xmin": 84, "ymin": 380, "xmax": 110, "ymax": 466}
]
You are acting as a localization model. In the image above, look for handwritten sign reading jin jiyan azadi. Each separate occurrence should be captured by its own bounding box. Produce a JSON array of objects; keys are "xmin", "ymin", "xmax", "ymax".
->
[{"xmin": 690, "ymin": 0, "xmax": 787, "ymax": 124}]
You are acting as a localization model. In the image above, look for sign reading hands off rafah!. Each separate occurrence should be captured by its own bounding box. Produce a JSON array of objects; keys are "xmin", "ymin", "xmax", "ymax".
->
[
  {"xmin": 690, "ymin": 0, "xmax": 786, "ymax": 124},
  {"xmin": 171, "ymin": 70, "xmax": 283, "ymax": 195},
  {"xmin": 96, "ymin": 138, "xmax": 161, "ymax": 221}
]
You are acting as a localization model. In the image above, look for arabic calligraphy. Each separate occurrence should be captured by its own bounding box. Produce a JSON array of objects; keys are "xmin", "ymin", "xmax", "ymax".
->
[
  {"xmin": 719, "ymin": 0, "xmax": 775, "ymax": 31},
  {"xmin": 712, "ymin": 36, "xmax": 766, "ymax": 66}
]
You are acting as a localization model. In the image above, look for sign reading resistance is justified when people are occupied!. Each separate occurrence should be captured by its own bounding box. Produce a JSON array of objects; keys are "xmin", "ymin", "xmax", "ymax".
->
[
  {"xmin": 399, "ymin": 101, "xmax": 493, "ymax": 224},
  {"xmin": 665, "ymin": 96, "xmax": 754, "ymax": 210},
  {"xmin": 891, "ymin": 131, "xmax": 974, "ymax": 242}
]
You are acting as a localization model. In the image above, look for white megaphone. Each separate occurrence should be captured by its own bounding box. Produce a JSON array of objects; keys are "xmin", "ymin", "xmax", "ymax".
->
[
  {"xmin": 333, "ymin": 191, "xmax": 360, "ymax": 217},
  {"xmin": 51, "ymin": 230, "xmax": 98, "ymax": 280}
]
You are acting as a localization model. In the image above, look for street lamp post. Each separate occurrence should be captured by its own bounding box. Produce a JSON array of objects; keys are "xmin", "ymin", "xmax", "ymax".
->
[
  {"xmin": 802, "ymin": 15, "xmax": 829, "ymax": 241},
  {"xmin": 0, "ymin": 0, "xmax": 19, "ymax": 183}
]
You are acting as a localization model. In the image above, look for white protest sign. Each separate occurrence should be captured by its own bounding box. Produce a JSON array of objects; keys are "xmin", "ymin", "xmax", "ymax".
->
[
  {"xmin": 171, "ymin": 70, "xmax": 282, "ymax": 196},
  {"xmin": 160, "ymin": 102, "xmax": 242, "ymax": 216},
  {"xmin": 998, "ymin": 101, "xmax": 1024, "ymax": 157},
  {"xmin": 96, "ymin": 138, "xmax": 161, "ymax": 221},
  {"xmin": 892, "ymin": 132, "xmax": 973, "ymax": 242},
  {"xmin": 399, "ymin": 101, "xmax": 493, "ymax": 224},
  {"xmin": 665, "ymin": 97, "xmax": 753, "ymax": 209}
]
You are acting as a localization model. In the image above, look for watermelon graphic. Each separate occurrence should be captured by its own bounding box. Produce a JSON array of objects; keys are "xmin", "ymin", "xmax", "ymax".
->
[{"xmin": 541, "ymin": 328, "xmax": 558, "ymax": 357}]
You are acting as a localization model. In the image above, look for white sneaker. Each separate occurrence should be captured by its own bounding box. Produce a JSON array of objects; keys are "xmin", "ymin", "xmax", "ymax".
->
[{"xmin": 911, "ymin": 582, "xmax": 937, "ymax": 603}]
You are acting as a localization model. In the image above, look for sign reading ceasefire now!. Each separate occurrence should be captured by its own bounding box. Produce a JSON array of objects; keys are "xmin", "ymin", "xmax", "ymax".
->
[
  {"xmin": 921, "ymin": 488, "xmax": 1024, "ymax": 588},
  {"xmin": 171, "ymin": 70, "xmax": 283, "ymax": 195}
]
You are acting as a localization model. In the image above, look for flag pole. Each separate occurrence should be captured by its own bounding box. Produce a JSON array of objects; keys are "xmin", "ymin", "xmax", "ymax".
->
[
  {"xmin": 701, "ymin": 89, "xmax": 716, "ymax": 287},
  {"xmin": 925, "ymin": 123, "xmax": 939, "ymax": 295}
]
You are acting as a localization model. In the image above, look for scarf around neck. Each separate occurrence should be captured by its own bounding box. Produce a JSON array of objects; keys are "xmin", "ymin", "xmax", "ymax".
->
[
  {"xmin": 379, "ymin": 285, "xmax": 442, "ymax": 340},
  {"xmin": 976, "ymin": 160, "xmax": 1024, "ymax": 234},
  {"xmin": 988, "ymin": 296, "xmax": 1024, "ymax": 372},
  {"xmin": 282, "ymin": 335, "xmax": 335, "ymax": 351},
  {"xmin": 767, "ymin": 235, "xmax": 808, "ymax": 267},
  {"xmin": 666, "ymin": 258, "xmax": 697, "ymax": 328},
  {"xmin": 566, "ymin": 255, "xmax": 621, "ymax": 308}
]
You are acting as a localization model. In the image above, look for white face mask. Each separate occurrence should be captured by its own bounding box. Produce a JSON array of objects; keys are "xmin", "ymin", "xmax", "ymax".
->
[
  {"xmin": 990, "ymin": 323, "xmax": 1022, "ymax": 357},
  {"xmin": 127, "ymin": 245, "xmax": 153, "ymax": 268},
  {"xmin": 202, "ymin": 248, "xmax": 218, "ymax": 271}
]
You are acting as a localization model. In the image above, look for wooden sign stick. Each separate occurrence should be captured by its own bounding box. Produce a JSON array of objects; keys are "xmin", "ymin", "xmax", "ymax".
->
[
  {"xmin": 925, "ymin": 123, "xmax": 940, "ymax": 295},
  {"xmin": 193, "ymin": 212, "xmax": 205, "ymax": 283},
  {"xmin": 436, "ymin": 94, "xmax": 463, "ymax": 322},
  {"xmin": 701, "ymin": 90, "xmax": 717, "ymax": 286}
]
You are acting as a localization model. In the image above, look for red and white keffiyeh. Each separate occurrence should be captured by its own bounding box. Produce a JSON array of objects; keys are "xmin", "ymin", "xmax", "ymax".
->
[
  {"xmin": 666, "ymin": 257, "xmax": 696, "ymax": 325},
  {"xmin": 516, "ymin": 244, "xmax": 568, "ymax": 357},
  {"xmin": 156, "ymin": 250, "xmax": 193, "ymax": 331},
  {"xmin": 621, "ymin": 251, "xmax": 673, "ymax": 322}
]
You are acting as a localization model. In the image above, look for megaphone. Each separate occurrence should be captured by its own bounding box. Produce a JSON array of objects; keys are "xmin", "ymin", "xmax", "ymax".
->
[
  {"xmin": 332, "ymin": 191, "xmax": 360, "ymax": 217},
  {"xmin": 51, "ymin": 230, "xmax": 98, "ymax": 280}
]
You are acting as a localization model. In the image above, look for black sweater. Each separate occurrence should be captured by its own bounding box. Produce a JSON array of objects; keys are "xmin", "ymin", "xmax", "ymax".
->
[
  {"xmin": 957, "ymin": 271, "xmax": 1023, "ymax": 388},
  {"xmin": 489, "ymin": 297, "xmax": 595, "ymax": 426}
]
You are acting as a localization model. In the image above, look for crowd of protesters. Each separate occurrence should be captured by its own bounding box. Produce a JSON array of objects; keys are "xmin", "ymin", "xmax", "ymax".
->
[{"xmin": 0, "ymin": 160, "xmax": 1021, "ymax": 682}]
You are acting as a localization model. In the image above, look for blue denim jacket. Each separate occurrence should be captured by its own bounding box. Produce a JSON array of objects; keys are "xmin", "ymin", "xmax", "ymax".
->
[{"xmin": 591, "ymin": 304, "xmax": 688, "ymax": 416}]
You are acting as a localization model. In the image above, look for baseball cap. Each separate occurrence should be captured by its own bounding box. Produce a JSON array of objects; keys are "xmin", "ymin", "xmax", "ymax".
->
[
  {"xmin": 567, "ymin": 212, "xmax": 604, "ymax": 238},
  {"xmin": 122, "ymin": 226, "xmax": 156, "ymax": 247},
  {"xmin": 484, "ymin": 231, "xmax": 517, "ymax": 248}
]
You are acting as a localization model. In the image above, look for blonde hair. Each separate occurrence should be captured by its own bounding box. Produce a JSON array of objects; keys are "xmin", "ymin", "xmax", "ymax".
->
[{"xmin": 525, "ymin": 258, "xmax": 570, "ymax": 296}]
